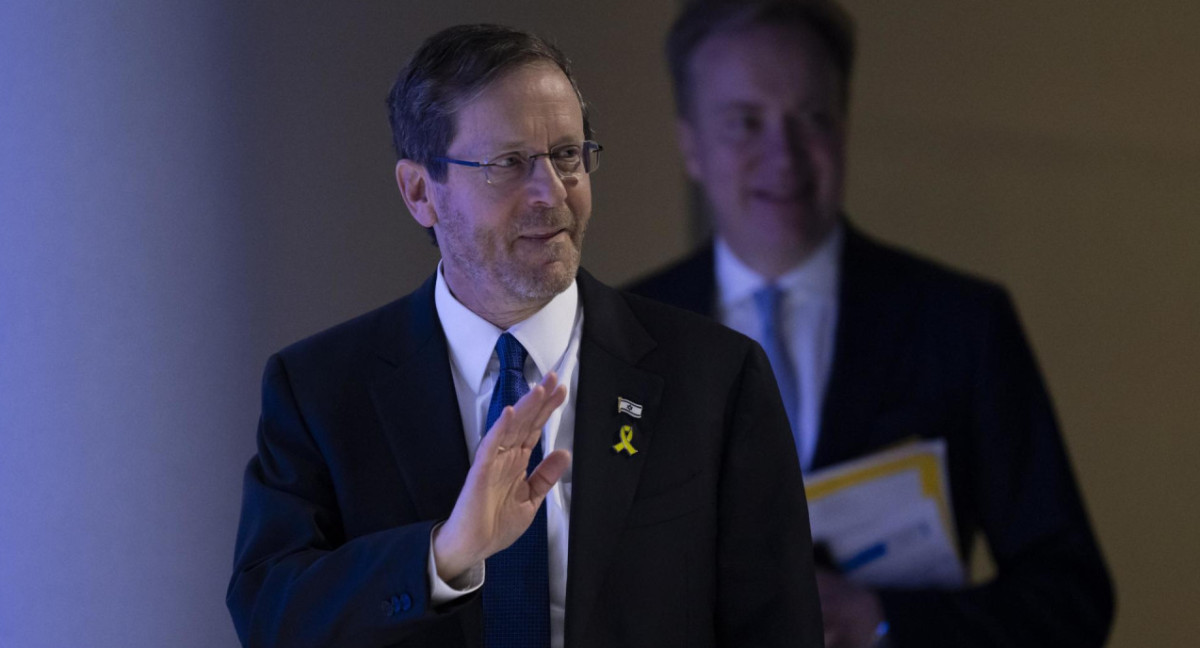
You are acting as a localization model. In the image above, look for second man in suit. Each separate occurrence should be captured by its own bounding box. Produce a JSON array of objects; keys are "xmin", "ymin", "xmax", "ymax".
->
[{"xmin": 630, "ymin": 1, "xmax": 1114, "ymax": 647}]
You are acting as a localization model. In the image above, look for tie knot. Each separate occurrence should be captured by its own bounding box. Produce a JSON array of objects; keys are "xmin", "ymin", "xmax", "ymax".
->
[
  {"xmin": 753, "ymin": 284, "xmax": 784, "ymax": 320},
  {"xmin": 495, "ymin": 332, "xmax": 528, "ymax": 373}
]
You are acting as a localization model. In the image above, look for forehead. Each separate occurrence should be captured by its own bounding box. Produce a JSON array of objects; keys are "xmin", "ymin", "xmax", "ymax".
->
[
  {"xmin": 449, "ymin": 61, "xmax": 585, "ymax": 154},
  {"xmin": 688, "ymin": 24, "xmax": 840, "ymax": 110}
]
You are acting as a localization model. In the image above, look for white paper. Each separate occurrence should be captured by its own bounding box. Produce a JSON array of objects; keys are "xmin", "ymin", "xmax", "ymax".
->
[{"xmin": 804, "ymin": 439, "xmax": 966, "ymax": 589}]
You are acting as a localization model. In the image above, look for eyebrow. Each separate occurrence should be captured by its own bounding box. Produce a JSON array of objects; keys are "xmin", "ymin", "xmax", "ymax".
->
[{"xmin": 473, "ymin": 136, "xmax": 585, "ymax": 156}]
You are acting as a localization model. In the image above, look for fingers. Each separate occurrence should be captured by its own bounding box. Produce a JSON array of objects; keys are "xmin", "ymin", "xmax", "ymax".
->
[
  {"xmin": 527, "ymin": 449, "xmax": 571, "ymax": 503},
  {"xmin": 482, "ymin": 391, "xmax": 544, "ymax": 451},
  {"xmin": 525, "ymin": 382, "xmax": 566, "ymax": 447},
  {"xmin": 517, "ymin": 372, "xmax": 562, "ymax": 426},
  {"xmin": 477, "ymin": 407, "xmax": 517, "ymax": 455},
  {"xmin": 481, "ymin": 372, "xmax": 567, "ymax": 454},
  {"xmin": 503, "ymin": 372, "xmax": 566, "ymax": 448}
]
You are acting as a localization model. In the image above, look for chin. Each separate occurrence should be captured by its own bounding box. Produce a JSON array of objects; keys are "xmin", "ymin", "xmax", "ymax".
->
[
  {"xmin": 764, "ymin": 204, "xmax": 836, "ymax": 236},
  {"xmin": 742, "ymin": 207, "xmax": 805, "ymax": 238},
  {"xmin": 507, "ymin": 259, "xmax": 578, "ymax": 302}
]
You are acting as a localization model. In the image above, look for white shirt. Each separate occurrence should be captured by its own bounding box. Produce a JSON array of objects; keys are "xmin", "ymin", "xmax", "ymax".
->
[
  {"xmin": 427, "ymin": 262, "xmax": 583, "ymax": 648},
  {"xmin": 714, "ymin": 224, "xmax": 843, "ymax": 471}
]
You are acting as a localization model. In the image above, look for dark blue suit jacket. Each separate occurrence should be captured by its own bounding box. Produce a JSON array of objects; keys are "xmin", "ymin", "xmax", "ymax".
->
[
  {"xmin": 228, "ymin": 269, "xmax": 822, "ymax": 647},
  {"xmin": 627, "ymin": 224, "xmax": 1114, "ymax": 647}
]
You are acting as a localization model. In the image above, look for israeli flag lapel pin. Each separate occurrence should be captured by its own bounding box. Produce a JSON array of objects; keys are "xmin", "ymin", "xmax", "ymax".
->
[{"xmin": 616, "ymin": 397, "xmax": 643, "ymax": 419}]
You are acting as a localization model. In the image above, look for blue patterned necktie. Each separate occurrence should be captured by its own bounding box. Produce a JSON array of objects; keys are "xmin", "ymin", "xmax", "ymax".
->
[
  {"xmin": 481, "ymin": 333, "xmax": 550, "ymax": 648},
  {"xmin": 753, "ymin": 285, "xmax": 802, "ymax": 456}
]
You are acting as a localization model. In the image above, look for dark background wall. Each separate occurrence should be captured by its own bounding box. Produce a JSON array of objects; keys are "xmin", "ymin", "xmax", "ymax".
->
[{"xmin": 2, "ymin": 1, "xmax": 1196, "ymax": 646}]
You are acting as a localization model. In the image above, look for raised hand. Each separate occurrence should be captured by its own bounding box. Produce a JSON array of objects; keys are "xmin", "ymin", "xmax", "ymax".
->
[{"xmin": 432, "ymin": 372, "xmax": 571, "ymax": 581}]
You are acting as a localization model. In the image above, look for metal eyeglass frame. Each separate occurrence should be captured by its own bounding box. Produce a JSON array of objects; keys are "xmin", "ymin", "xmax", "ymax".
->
[{"xmin": 433, "ymin": 140, "xmax": 603, "ymax": 186}]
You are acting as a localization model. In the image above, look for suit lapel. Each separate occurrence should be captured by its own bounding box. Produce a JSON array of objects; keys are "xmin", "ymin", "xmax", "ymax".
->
[
  {"xmin": 370, "ymin": 274, "xmax": 471, "ymax": 521},
  {"xmin": 564, "ymin": 271, "xmax": 663, "ymax": 648},
  {"xmin": 814, "ymin": 224, "xmax": 914, "ymax": 469}
]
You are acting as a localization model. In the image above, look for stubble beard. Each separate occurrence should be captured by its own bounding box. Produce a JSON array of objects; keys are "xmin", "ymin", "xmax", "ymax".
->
[
  {"xmin": 443, "ymin": 206, "xmax": 588, "ymax": 306},
  {"xmin": 504, "ymin": 206, "xmax": 587, "ymax": 300}
]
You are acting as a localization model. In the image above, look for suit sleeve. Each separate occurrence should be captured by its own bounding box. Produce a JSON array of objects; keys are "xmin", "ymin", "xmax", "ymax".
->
[
  {"xmin": 717, "ymin": 343, "xmax": 824, "ymax": 647},
  {"xmin": 878, "ymin": 291, "xmax": 1114, "ymax": 647},
  {"xmin": 226, "ymin": 354, "xmax": 469, "ymax": 648}
]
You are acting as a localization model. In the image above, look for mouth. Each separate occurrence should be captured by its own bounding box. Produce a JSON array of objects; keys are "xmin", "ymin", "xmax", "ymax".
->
[
  {"xmin": 519, "ymin": 228, "xmax": 569, "ymax": 241},
  {"xmin": 752, "ymin": 193, "xmax": 799, "ymax": 205},
  {"xmin": 749, "ymin": 186, "xmax": 811, "ymax": 205}
]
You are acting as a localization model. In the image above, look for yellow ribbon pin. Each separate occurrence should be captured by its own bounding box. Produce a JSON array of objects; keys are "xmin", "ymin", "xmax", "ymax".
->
[{"xmin": 612, "ymin": 424, "xmax": 638, "ymax": 455}]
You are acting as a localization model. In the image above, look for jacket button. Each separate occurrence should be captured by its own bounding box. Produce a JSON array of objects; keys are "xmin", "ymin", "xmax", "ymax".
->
[
  {"xmin": 381, "ymin": 599, "xmax": 395, "ymax": 617},
  {"xmin": 398, "ymin": 593, "xmax": 412, "ymax": 611}
]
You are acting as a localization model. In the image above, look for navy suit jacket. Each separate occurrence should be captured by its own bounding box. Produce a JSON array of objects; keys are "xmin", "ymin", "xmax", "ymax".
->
[
  {"xmin": 627, "ymin": 223, "xmax": 1114, "ymax": 647},
  {"xmin": 228, "ymin": 269, "xmax": 823, "ymax": 648}
]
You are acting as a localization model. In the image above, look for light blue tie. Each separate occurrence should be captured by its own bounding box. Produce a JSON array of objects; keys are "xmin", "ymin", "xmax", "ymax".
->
[
  {"xmin": 481, "ymin": 333, "xmax": 549, "ymax": 648},
  {"xmin": 753, "ymin": 285, "xmax": 801, "ymax": 455}
]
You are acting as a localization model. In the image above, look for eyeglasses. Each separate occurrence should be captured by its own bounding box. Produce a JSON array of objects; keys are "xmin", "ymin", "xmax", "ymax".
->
[{"xmin": 434, "ymin": 140, "xmax": 603, "ymax": 187}]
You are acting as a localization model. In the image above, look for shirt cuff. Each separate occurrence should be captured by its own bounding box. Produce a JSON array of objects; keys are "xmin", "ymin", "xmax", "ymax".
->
[{"xmin": 428, "ymin": 522, "xmax": 485, "ymax": 605}]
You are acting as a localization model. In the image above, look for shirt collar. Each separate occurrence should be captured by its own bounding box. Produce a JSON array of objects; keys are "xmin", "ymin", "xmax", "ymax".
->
[
  {"xmin": 434, "ymin": 262, "xmax": 580, "ymax": 392},
  {"xmin": 715, "ymin": 221, "xmax": 844, "ymax": 308}
]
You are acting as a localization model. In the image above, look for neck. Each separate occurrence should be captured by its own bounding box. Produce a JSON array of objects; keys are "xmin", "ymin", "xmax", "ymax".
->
[
  {"xmin": 720, "ymin": 220, "xmax": 838, "ymax": 280},
  {"xmin": 467, "ymin": 302, "xmax": 548, "ymax": 331},
  {"xmin": 442, "ymin": 269, "xmax": 552, "ymax": 330},
  {"xmin": 725, "ymin": 238, "xmax": 819, "ymax": 280}
]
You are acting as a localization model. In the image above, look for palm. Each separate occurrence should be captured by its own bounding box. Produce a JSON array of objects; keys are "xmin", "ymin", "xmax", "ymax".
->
[{"xmin": 433, "ymin": 373, "xmax": 570, "ymax": 580}]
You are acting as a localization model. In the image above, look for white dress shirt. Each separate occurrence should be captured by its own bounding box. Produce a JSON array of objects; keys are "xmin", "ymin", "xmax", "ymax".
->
[
  {"xmin": 427, "ymin": 262, "xmax": 583, "ymax": 648},
  {"xmin": 714, "ymin": 224, "xmax": 843, "ymax": 471}
]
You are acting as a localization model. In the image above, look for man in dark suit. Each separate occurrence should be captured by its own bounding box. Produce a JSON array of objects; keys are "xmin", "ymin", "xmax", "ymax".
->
[
  {"xmin": 628, "ymin": 2, "xmax": 1114, "ymax": 646},
  {"xmin": 227, "ymin": 24, "xmax": 822, "ymax": 648}
]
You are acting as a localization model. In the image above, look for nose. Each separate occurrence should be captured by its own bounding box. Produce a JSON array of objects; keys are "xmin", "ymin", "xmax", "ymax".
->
[
  {"xmin": 761, "ymin": 119, "xmax": 808, "ymax": 171},
  {"xmin": 525, "ymin": 155, "xmax": 570, "ymax": 207}
]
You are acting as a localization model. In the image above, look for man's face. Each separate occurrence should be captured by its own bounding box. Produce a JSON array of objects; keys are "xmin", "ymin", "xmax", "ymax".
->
[
  {"xmin": 429, "ymin": 62, "xmax": 591, "ymax": 313},
  {"xmin": 679, "ymin": 25, "xmax": 846, "ymax": 270}
]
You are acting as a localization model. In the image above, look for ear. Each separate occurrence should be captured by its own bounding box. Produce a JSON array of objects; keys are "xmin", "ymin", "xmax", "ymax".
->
[
  {"xmin": 395, "ymin": 159, "xmax": 438, "ymax": 228},
  {"xmin": 675, "ymin": 118, "xmax": 703, "ymax": 182}
]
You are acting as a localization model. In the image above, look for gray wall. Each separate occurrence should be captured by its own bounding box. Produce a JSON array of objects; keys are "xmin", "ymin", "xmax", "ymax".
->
[
  {"xmin": 1, "ymin": 1, "xmax": 1196, "ymax": 646},
  {"xmin": 2, "ymin": 1, "xmax": 252, "ymax": 645}
]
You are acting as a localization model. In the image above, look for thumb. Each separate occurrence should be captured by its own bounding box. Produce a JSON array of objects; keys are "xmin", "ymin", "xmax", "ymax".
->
[{"xmin": 527, "ymin": 449, "xmax": 571, "ymax": 503}]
